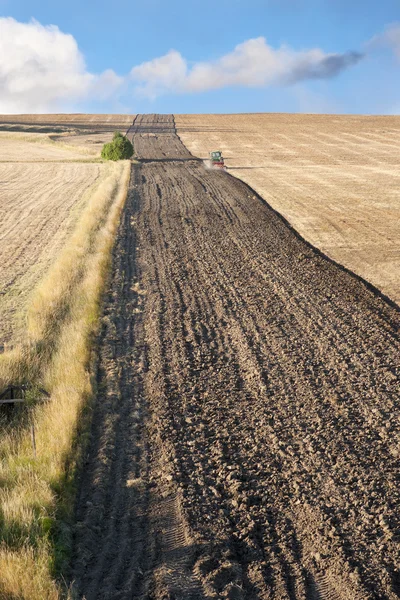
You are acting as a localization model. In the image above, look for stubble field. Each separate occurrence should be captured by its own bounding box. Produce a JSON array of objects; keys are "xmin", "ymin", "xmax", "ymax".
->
[
  {"xmin": 0, "ymin": 114, "xmax": 133, "ymax": 600},
  {"xmin": 0, "ymin": 116, "xmax": 134, "ymax": 347},
  {"xmin": 0, "ymin": 113, "xmax": 133, "ymax": 129},
  {"xmin": 176, "ymin": 113, "xmax": 400, "ymax": 304},
  {"xmin": 0, "ymin": 160, "xmax": 103, "ymax": 346}
]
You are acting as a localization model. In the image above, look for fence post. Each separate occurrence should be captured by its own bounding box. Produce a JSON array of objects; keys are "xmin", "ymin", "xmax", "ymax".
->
[{"xmin": 31, "ymin": 422, "xmax": 37, "ymax": 459}]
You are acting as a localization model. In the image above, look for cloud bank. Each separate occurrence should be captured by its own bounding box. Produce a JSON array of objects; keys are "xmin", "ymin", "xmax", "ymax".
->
[
  {"xmin": 0, "ymin": 17, "xmax": 398, "ymax": 111},
  {"xmin": 0, "ymin": 17, "xmax": 121, "ymax": 112},
  {"xmin": 131, "ymin": 37, "xmax": 363, "ymax": 98}
]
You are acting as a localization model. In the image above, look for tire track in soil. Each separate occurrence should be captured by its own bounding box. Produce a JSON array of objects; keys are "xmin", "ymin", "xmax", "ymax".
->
[{"xmin": 71, "ymin": 115, "xmax": 400, "ymax": 600}]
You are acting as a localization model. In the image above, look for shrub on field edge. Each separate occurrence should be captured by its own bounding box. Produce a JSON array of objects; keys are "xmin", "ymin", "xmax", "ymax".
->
[{"xmin": 101, "ymin": 131, "xmax": 134, "ymax": 161}]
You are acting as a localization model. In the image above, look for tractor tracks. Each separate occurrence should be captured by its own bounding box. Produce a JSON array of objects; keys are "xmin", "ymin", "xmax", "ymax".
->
[{"xmin": 71, "ymin": 115, "xmax": 400, "ymax": 599}]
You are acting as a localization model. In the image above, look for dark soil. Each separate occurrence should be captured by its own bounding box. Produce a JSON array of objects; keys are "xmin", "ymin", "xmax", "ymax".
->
[{"xmin": 70, "ymin": 114, "xmax": 400, "ymax": 600}]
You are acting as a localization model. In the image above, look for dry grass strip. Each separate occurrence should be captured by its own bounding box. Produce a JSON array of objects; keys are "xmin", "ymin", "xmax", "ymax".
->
[{"xmin": 0, "ymin": 160, "xmax": 131, "ymax": 599}]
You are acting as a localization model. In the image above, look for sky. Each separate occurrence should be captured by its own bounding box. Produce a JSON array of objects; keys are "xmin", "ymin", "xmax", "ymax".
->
[{"xmin": 0, "ymin": 0, "xmax": 399, "ymax": 114}]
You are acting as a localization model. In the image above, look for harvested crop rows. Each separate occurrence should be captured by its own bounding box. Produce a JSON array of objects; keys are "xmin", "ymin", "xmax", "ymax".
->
[
  {"xmin": 72, "ymin": 115, "xmax": 400, "ymax": 600},
  {"xmin": 0, "ymin": 132, "xmax": 98, "ymax": 161},
  {"xmin": 0, "ymin": 113, "xmax": 135, "ymax": 348},
  {"xmin": 0, "ymin": 113, "xmax": 133, "ymax": 129},
  {"xmin": 0, "ymin": 161, "xmax": 104, "ymax": 346}
]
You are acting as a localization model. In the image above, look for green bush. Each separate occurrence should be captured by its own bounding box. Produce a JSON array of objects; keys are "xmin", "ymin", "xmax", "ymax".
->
[{"xmin": 101, "ymin": 131, "xmax": 134, "ymax": 161}]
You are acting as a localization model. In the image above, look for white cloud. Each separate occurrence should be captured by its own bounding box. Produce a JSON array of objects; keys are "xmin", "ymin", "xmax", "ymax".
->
[
  {"xmin": 131, "ymin": 50, "xmax": 188, "ymax": 100},
  {"xmin": 130, "ymin": 37, "xmax": 362, "ymax": 99},
  {"xmin": 367, "ymin": 23, "xmax": 400, "ymax": 58},
  {"xmin": 0, "ymin": 17, "xmax": 122, "ymax": 113}
]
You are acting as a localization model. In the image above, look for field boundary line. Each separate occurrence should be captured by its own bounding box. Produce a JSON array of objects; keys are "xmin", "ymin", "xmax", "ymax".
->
[{"xmin": 173, "ymin": 114, "xmax": 400, "ymax": 314}]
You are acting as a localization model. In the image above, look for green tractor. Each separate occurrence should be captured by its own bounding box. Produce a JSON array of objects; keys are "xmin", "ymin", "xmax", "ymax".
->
[{"xmin": 209, "ymin": 150, "xmax": 226, "ymax": 170}]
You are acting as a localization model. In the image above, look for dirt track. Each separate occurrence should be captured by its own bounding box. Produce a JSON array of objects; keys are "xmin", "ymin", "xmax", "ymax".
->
[{"xmin": 71, "ymin": 115, "xmax": 400, "ymax": 599}]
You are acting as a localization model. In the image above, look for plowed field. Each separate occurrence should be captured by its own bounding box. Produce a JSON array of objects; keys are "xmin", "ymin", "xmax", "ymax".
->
[
  {"xmin": 72, "ymin": 115, "xmax": 400, "ymax": 600},
  {"xmin": 176, "ymin": 113, "xmax": 400, "ymax": 305}
]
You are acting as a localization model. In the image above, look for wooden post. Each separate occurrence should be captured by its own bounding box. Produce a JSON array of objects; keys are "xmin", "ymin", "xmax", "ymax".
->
[{"xmin": 31, "ymin": 422, "xmax": 37, "ymax": 459}]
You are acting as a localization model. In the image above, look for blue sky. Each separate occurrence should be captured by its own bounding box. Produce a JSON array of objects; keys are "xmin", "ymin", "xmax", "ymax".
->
[{"xmin": 0, "ymin": 0, "xmax": 399, "ymax": 114}]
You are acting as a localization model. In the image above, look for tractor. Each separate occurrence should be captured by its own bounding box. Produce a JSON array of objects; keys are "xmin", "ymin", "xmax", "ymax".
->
[{"xmin": 209, "ymin": 150, "xmax": 226, "ymax": 170}]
